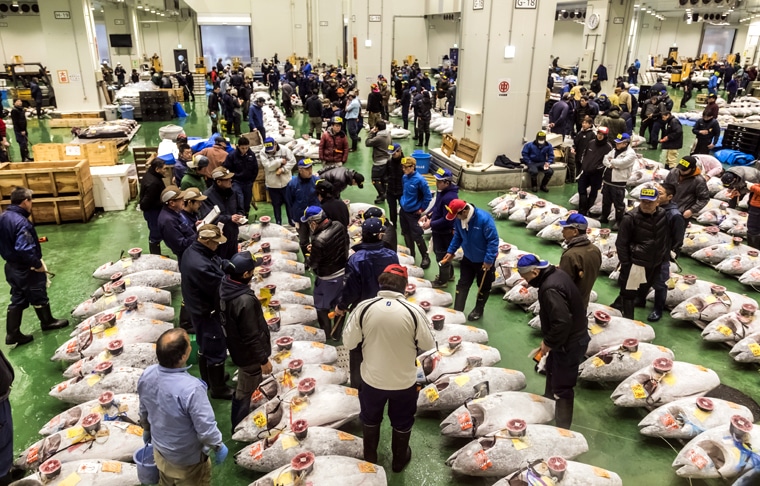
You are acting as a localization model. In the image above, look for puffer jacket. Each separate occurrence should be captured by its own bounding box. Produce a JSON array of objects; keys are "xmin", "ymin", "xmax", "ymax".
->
[
  {"xmin": 599, "ymin": 110, "xmax": 627, "ymax": 142},
  {"xmin": 285, "ymin": 175, "xmax": 319, "ymax": 221},
  {"xmin": 660, "ymin": 116, "xmax": 683, "ymax": 149},
  {"xmin": 139, "ymin": 167, "xmax": 166, "ymax": 212},
  {"xmin": 521, "ymin": 141, "xmax": 554, "ymax": 165},
  {"xmin": 319, "ymin": 129, "xmax": 349, "ymax": 164},
  {"xmin": 336, "ymin": 241, "xmax": 399, "ymax": 311},
  {"xmin": 414, "ymin": 94, "xmax": 433, "ymax": 121},
  {"xmin": 309, "ymin": 220, "xmax": 349, "ymax": 277},
  {"xmin": 219, "ymin": 276, "xmax": 271, "ymax": 369},
  {"xmin": 602, "ymin": 145, "xmax": 636, "ymax": 185},
  {"xmin": 428, "ymin": 184, "xmax": 459, "ymax": 235},
  {"xmin": 259, "ymin": 145, "xmax": 297, "ymax": 189},
  {"xmin": 558, "ymin": 235, "xmax": 602, "ymax": 308},
  {"xmin": 386, "ymin": 154, "xmax": 405, "ymax": 196},
  {"xmin": 616, "ymin": 206, "xmax": 669, "ymax": 268},
  {"xmin": 318, "ymin": 166, "xmax": 359, "ymax": 196},
  {"xmin": 528, "ymin": 265, "xmax": 589, "ymax": 350},
  {"xmin": 664, "ymin": 168, "xmax": 710, "ymax": 215}
]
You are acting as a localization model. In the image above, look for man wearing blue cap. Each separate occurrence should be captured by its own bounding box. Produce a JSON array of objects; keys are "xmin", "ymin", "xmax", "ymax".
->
[
  {"xmin": 219, "ymin": 252, "xmax": 272, "ymax": 431},
  {"xmin": 517, "ymin": 254, "xmax": 589, "ymax": 430},
  {"xmin": 301, "ymin": 206, "xmax": 349, "ymax": 338},
  {"xmin": 558, "ymin": 214, "xmax": 601, "ymax": 308},
  {"xmin": 259, "ymin": 137, "xmax": 296, "ymax": 226},
  {"xmin": 420, "ymin": 167, "xmax": 459, "ymax": 287},
  {"xmin": 399, "ymin": 157, "xmax": 432, "ymax": 268},
  {"xmin": 613, "ymin": 184, "xmax": 668, "ymax": 319},
  {"xmin": 286, "ymin": 159, "xmax": 320, "ymax": 256},
  {"xmin": 601, "ymin": 132, "xmax": 636, "ymax": 230},
  {"xmin": 520, "ymin": 131, "xmax": 554, "ymax": 192}
]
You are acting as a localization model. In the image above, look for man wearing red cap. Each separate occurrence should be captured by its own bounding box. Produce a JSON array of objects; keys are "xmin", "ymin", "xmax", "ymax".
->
[
  {"xmin": 342, "ymin": 263, "xmax": 436, "ymax": 473},
  {"xmin": 440, "ymin": 199, "xmax": 500, "ymax": 321}
]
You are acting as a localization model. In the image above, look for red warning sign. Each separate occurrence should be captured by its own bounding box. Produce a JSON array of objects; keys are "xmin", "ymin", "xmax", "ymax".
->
[{"xmin": 497, "ymin": 78, "xmax": 511, "ymax": 97}]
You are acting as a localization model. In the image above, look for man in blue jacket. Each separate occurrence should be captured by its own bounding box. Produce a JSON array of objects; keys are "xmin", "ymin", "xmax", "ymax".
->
[
  {"xmin": 157, "ymin": 186, "xmax": 195, "ymax": 265},
  {"xmin": 521, "ymin": 131, "xmax": 555, "ymax": 192},
  {"xmin": 440, "ymin": 199, "xmax": 500, "ymax": 321},
  {"xmin": 223, "ymin": 136, "xmax": 258, "ymax": 216},
  {"xmin": 420, "ymin": 167, "xmax": 459, "ymax": 287},
  {"xmin": 399, "ymin": 157, "xmax": 432, "ymax": 268},
  {"xmin": 0, "ymin": 187, "xmax": 68, "ymax": 346},
  {"xmin": 248, "ymin": 97, "xmax": 266, "ymax": 140},
  {"xmin": 285, "ymin": 158, "xmax": 320, "ymax": 256}
]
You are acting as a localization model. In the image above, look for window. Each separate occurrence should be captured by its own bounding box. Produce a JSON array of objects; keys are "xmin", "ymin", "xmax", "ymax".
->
[{"xmin": 199, "ymin": 25, "xmax": 252, "ymax": 68}]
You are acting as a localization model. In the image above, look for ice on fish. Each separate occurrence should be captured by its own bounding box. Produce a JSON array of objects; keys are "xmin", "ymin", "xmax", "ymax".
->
[
  {"xmin": 63, "ymin": 342, "xmax": 157, "ymax": 378},
  {"xmin": 670, "ymin": 287, "xmax": 758, "ymax": 322},
  {"xmin": 493, "ymin": 458, "xmax": 622, "ymax": 486},
  {"xmin": 53, "ymin": 319, "xmax": 172, "ymax": 362},
  {"xmin": 446, "ymin": 423, "xmax": 588, "ymax": 477},
  {"xmin": 404, "ymin": 285, "xmax": 453, "ymax": 307},
  {"xmin": 249, "ymin": 455, "xmax": 387, "ymax": 486},
  {"xmin": 269, "ymin": 324, "xmax": 325, "ymax": 344},
  {"xmin": 49, "ymin": 367, "xmax": 144, "ymax": 404},
  {"xmin": 269, "ymin": 340, "xmax": 338, "ymax": 374},
  {"xmin": 639, "ymin": 397, "xmax": 754, "ymax": 439},
  {"xmin": 680, "ymin": 226, "xmax": 731, "ymax": 255},
  {"xmin": 251, "ymin": 270, "xmax": 312, "ymax": 293},
  {"xmin": 586, "ymin": 311, "xmax": 656, "ymax": 356},
  {"xmin": 416, "ymin": 367, "xmax": 526, "ymax": 412},
  {"xmin": 579, "ymin": 341, "xmax": 674, "ymax": 382},
  {"xmin": 251, "ymin": 363, "xmax": 348, "ymax": 409},
  {"xmin": 440, "ymin": 391, "xmax": 556, "ymax": 438},
  {"xmin": 72, "ymin": 303, "xmax": 175, "ymax": 336},
  {"xmin": 72, "ymin": 287, "xmax": 171, "ymax": 319},
  {"xmin": 9, "ymin": 460, "xmax": 140, "ymax": 486},
  {"xmin": 691, "ymin": 238, "xmax": 754, "ymax": 265},
  {"xmin": 90, "ymin": 270, "xmax": 181, "ymax": 297},
  {"xmin": 701, "ymin": 303, "xmax": 759, "ymax": 342},
  {"xmin": 264, "ymin": 303, "xmax": 317, "ymax": 326},
  {"xmin": 239, "ymin": 220, "xmax": 297, "ymax": 241},
  {"xmin": 729, "ymin": 332, "xmax": 760, "ymax": 363},
  {"xmin": 611, "ymin": 359, "xmax": 720, "ymax": 408},
  {"xmin": 92, "ymin": 254, "xmax": 178, "ymax": 280},
  {"xmin": 525, "ymin": 207, "xmax": 568, "ymax": 231},
  {"xmin": 418, "ymin": 341, "xmax": 501, "ymax": 382},
  {"xmin": 646, "ymin": 274, "xmax": 716, "ymax": 308},
  {"xmin": 39, "ymin": 393, "xmax": 140, "ymax": 437}
]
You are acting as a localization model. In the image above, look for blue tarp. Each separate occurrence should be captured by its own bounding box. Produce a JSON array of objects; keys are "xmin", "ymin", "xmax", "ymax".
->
[
  {"xmin": 713, "ymin": 148, "xmax": 756, "ymax": 166},
  {"xmin": 173, "ymin": 102, "xmax": 187, "ymax": 118}
]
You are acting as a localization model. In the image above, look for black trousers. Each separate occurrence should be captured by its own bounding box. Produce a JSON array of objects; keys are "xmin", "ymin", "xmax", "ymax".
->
[
  {"xmin": 577, "ymin": 171, "xmax": 603, "ymax": 215},
  {"xmin": 432, "ymin": 231, "xmax": 454, "ymax": 280},
  {"xmin": 399, "ymin": 209, "xmax": 425, "ymax": 249},
  {"xmin": 617, "ymin": 263, "xmax": 664, "ymax": 300},
  {"xmin": 371, "ymin": 165, "xmax": 388, "ymax": 199},
  {"xmin": 359, "ymin": 382, "xmax": 418, "ymax": 431},
  {"xmin": 387, "ymin": 193, "xmax": 402, "ymax": 227},
  {"xmin": 601, "ymin": 183, "xmax": 625, "ymax": 222},
  {"xmin": 189, "ymin": 312, "xmax": 227, "ymax": 364},
  {"xmin": 545, "ymin": 336, "xmax": 589, "ymax": 400},
  {"xmin": 5, "ymin": 263, "xmax": 48, "ymax": 310},
  {"xmin": 456, "ymin": 255, "xmax": 495, "ymax": 304}
]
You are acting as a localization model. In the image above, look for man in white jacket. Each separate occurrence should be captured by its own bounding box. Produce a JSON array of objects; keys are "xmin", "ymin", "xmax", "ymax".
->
[
  {"xmin": 259, "ymin": 137, "xmax": 297, "ymax": 225},
  {"xmin": 600, "ymin": 133, "xmax": 636, "ymax": 230}
]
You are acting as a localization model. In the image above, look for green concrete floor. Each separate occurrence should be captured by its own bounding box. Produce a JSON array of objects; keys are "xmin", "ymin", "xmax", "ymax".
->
[{"xmin": 2, "ymin": 90, "xmax": 757, "ymax": 486}]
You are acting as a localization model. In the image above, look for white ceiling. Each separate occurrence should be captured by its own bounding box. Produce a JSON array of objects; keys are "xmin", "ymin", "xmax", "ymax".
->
[{"xmin": 558, "ymin": 0, "xmax": 760, "ymax": 21}]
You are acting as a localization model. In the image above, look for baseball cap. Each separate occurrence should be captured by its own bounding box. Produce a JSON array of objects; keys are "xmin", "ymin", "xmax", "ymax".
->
[
  {"xmin": 434, "ymin": 167, "xmax": 453, "ymax": 182},
  {"xmin": 560, "ymin": 213, "xmax": 588, "ymax": 230},
  {"xmin": 536, "ymin": 131, "xmax": 547, "ymax": 140},
  {"xmin": 362, "ymin": 207, "xmax": 384, "ymax": 220},
  {"xmin": 383, "ymin": 263, "xmax": 408, "ymax": 279},
  {"xmin": 410, "ymin": 86, "xmax": 417, "ymax": 93},
  {"xmin": 387, "ymin": 143, "xmax": 401, "ymax": 154},
  {"xmin": 401, "ymin": 157, "xmax": 417, "ymax": 167},
  {"xmin": 315, "ymin": 179, "xmax": 335, "ymax": 197},
  {"xmin": 214, "ymin": 135, "xmax": 227, "ymax": 145},
  {"xmin": 331, "ymin": 116, "xmax": 343, "ymax": 124},
  {"xmin": 176, "ymin": 133, "xmax": 188, "ymax": 143},
  {"xmin": 298, "ymin": 158, "xmax": 314, "ymax": 169},
  {"xmin": 160, "ymin": 185, "xmax": 184, "ymax": 203},
  {"xmin": 300, "ymin": 206, "xmax": 325, "ymax": 223},
  {"xmin": 707, "ymin": 93, "xmax": 717, "ymax": 99},
  {"xmin": 211, "ymin": 167, "xmax": 234, "ymax": 180},
  {"xmin": 721, "ymin": 172, "xmax": 738, "ymax": 187},
  {"xmin": 188, "ymin": 154, "xmax": 209, "ymax": 170},
  {"xmin": 263, "ymin": 137, "xmax": 276, "ymax": 152},
  {"xmin": 182, "ymin": 187, "xmax": 208, "ymax": 201},
  {"xmin": 613, "ymin": 133, "xmax": 631, "ymax": 143},
  {"xmin": 639, "ymin": 185, "xmax": 659, "ymax": 201},
  {"xmin": 678, "ymin": 156, "xmax": 696, "ymax": 172},
  {"xmin": 597, "ymin": 126, "xmax": 609, "ymax": 135},
  {"xmin": 445, "ymin": 199, "xmax": 468, "ymax": 221},
  {"xmin": 516, "ymin": 254, "xmax": 550, "ymax": 274},
  {"xmin": 362, "ymin": 217, "xmax": 384, "ymax": 235},
  {"xmin": 228, "ymin": 251, "xmax": 259, "ymax": 274},
  {"xmin": 352, "ymin": 171, "xmax": 365, "ymax": 189},
  {"xmin": 198, "ymin": 224, "xmax": 227, "ymax": 243}
]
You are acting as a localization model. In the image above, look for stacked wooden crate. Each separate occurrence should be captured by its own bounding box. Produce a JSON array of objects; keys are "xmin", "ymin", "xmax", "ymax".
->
[{"xmin": 32, "ymin": 142, "xmax": 119, "ymax": 166}]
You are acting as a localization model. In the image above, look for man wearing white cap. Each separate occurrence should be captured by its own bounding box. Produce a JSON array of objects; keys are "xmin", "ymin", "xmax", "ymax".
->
[
  {"xmin": 517, "ymin": 254, "xmax": 589, "ymax": 430},
  {"xmin": 201, "ymin": 167, "xmax": 245, "ymax": 260},
  {"xmin": 601, "ymin": 132, "xmax": 636, "ymax": 230}
]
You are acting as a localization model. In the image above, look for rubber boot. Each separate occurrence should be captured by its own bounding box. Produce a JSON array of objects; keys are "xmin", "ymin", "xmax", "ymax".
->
[
  {"xmin": 372, "ymin": 181, "xmax": 385, "ymax": 204},
  {"xmin": 316, "ymin": 309, "xmax": 332, "ymax": 335},
  {"xmin": 230, "ymin": 395, "xmax": 251, "ymax": 433},
  {"xmin": 467, "ymin": 294, "xmax": 488, "ymax": 322},
  {"xmin": 391, "ymin": 428, "xmax": 412, "ymax": 472},
  {"xmin": 208, "ymin": 362, "xmax": 234, "ymax": 400},
  {"xmin": 179, "ymin": 303, "xmax": 194, "ymax": 334},
  {"xmin": 530, "ymin": 175, "xmax": 538, "ymax": 192},
  {"xmin": 424, "ymin": 132, "xmax": 430, "ymax": 147},
  {"xmin": 417, "ymin": 241, "xmax": 430, "ymax": 269},
  {"xmin": 197, "ymin": 355, "xmax": 210, "ymax": 387},
  {"xmin": 404, "ymin": 235, "xmax": 416, "ymax": 259},
  {"xmin": 362, "ymin": 423, "xmax": 381, "ymax": 464},
  {"xmin": 748, "ymin": 233, "xmax": 760, "ymax": 250},
  {"xmin": 454, "ymin": 288, "xmax": 469, "ymax": 312},
  {"xmin": 35, "ymin": 304, "xmax": 69, "ymax": 331},
  {"xmin": 578, "ymin": 193, "xmax": 589, "ymax": 216},
  {"xmin": 622, "ymin": 298, "xmax": 635, "ymax": 320},
  {"xmin": 539, "ymin": 172, "xmax": 552, "ymax": 192},
  {"xmin": 555, "ymin": 398, "xmax": 575, "ymax": 429},
  {"xmin": 148, "ymin": 242, "xmax": 162, "ymax": 255},
  {"xmin": 5, "ymin": 307, "xmax": 32, "ymax": 346}
]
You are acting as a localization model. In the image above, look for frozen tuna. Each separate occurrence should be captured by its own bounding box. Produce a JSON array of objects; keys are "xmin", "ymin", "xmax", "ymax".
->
[
  {"xmin": 404, "ymin": 285, "xmax": 453, "ymax": 307},
  {"xmin": 90, "ymin": 270, "xmax": 181, "ymax": 297},
  {"xmin": 49, "ymin": 366, "xmax": 144, "ymax": 404},
  {"xmin": 239, "ymin": 220, "xmax": 297, "ymax": 241},
  {"xmin": 72, "ymin": 287, "xmax": 171, "ymax": 319},
  {"xmin": 418, "ymin": 341, "xmax": 501, "ymax": 382},
  {"xmin": 493, "ymin": 458, "xmax": 622, "ymax": 486},
  {"xmin": 639, "ymin": 397, "xmax": 754, "ymax": 439},
  {"xmin": 264, "ymin": 303, "xmax": 318, "ymax": 326},
  {"xmin": 269, "ymin": 339, "xmax": 338, "ymax": 374},
  {"xmin": 446, "ymin": 423, "xmax": 588, "ymax": 477},
  {"xmin": 440, "ymin": 392, "xmax": 555, "ymax": 438},
  {"xmin": 256, "ymin": 288, "xmax": 314, "ymax": 306},
  {"xmin": 579, "ymin": 341, "xmax": 674, "ymax": 382},
  {"xmin": 53, "ymin": 318, "xmax": 172, "ymax": 362},
  {"xmin": 250, "ymin": 455, "xmax": 386, "ymax": 486},
  {"xmin": 670, "ymin": 287, "xmax": 758, "ymax": 322},
  {"xmin": 92, "ymin": 253, "xmax": 178, "ymax": 279},
  {"xmin": 525, "ymin": 206, "xmax": 569, "ymax": 231},
  {"xmin": 63, "ymin": 342, "xmax": 157, "ymax": 378},
  {"xmin": 691, "ymin": 238, "xmax": 753, "ymax": 265},
  {"xmin": 251, "ymin": 270, "xmax": 312, "ymax": 293},
  {"xmin": 586, "ymin": 311, "xmax": 656, "ymax": 356},
  {"xmin": 38, "ymin": 393, "xmax": 140, "ymax": 437},
  {"xmin": 701, "ymin": 303, "xmax": 759, "ymax": 342},
  {"xmin": 417, "ymin": 367, "xmax": 526, "ymax": 412},
  {"xmin": 72, "ymin": 303, "xmax": 175, "ymax": 336},
  {"xmin": 235, "ymin": 426, "xmax": 363, "ymax": 472},
  {"xmin": 270, "ymin": 324, "xmax": 325, "ymax": 344},
  {"xmin": 729, "ymin": 332, "xmax": 760, "ymax": 363},
  {"xmin": 9, "ymin": 459, "xmax": 140, "ymax": 486},
  {"xmin": 250, "ymin": 363, "xmax": 348, "ymax": 409},
  {"xmin": 680, "ymin": 226, "xmax": 731, "ymax": 255},
  {"xmin": 611, "ymin": 359, "xmax": 720, "ymax": 408},
  {"xmin": 646, "ymin": 274, "xmax": 715, "ymax": 308}
]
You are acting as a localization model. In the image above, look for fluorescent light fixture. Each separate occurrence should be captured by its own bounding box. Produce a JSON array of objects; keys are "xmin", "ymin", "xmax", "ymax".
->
[
  {"xmin": 504, "ymin": 45, "xmax": 516, "ymax": 58},
  {"xmin": 178, "ymin": 44, "xmax": 182, "ymax": 48},
  {"xmin": 634, "ymin": 4, "xmax": 639, "ymax": 7},
  {"xmin": 364, "ymin": 39, "xmax": 372, "ymax": 47},
  {"xmin": 453, "ymin": 43, "xmax": 458, "ymax": 48}
]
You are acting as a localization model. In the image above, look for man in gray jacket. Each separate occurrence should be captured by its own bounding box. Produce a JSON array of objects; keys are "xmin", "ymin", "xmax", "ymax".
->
[
  {"xmin": 600, "ymin": 133, "xmax": 636, "ymax": 230},
  {"xmin": 365, "ymin": 120, "xmax": 392, "ymax": 204}
]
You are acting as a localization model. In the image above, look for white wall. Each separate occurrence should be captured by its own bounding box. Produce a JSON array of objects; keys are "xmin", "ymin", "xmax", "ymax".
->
[
  {"xmin": 427, "ymin": 16, "xmax": 459, "ymax": 68},
  {"xmin": 552, "ymin": 21, "xmax": 584, "ymax": 66},
  {"xmin": 140, "ymin": 20, "xmax": 197, "ymax": 71},
  {"xmin": 314, "ymin": 0, "xmax": 345, "ymax": 65},
  {"xmin": 0, "ymin": 15, "xmax": 44, "ymax": 64}
]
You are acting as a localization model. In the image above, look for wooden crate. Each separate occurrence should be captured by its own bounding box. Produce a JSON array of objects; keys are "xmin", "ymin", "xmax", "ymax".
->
[
  {"xmin": 253, "ymin": 180, "xmax": 270, "ymax": 203},
  {"xmin": 129, "ymin": 178, "xmax": 138, "ymax": 199},
  {"xmin": 32, "ymin": 142, "xmax": 118, "ymax": 166},
  {"xmin": 49, "ymin": 118, "xmax": 104, "ymax": 128},
  {"xmin": 159, "ymin": 89, "xmax": 178, "ymax": 103},
  {"xmin": 441, "ymin": 134, "xmax": 457, "ymax": 157},
  {"xmin": 696, "ymin": 93, "xmax": 707, "ymax": 104},
  {"xmin": 455, "ymin": 138, "xmax": 480, "ymax": 165},
  {"xmin": 0, "ymin": 160, "xmax": 95, "ymax": 224}
]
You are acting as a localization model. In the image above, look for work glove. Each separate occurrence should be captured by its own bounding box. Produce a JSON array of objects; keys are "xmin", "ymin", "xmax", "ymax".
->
[
  {"xmin": 213, "ymin": 444, "xmax": 229, "ymax": 465},
  {"xmin": 142, "ymin": 430, "xmax": 151, "ymax": 445}
]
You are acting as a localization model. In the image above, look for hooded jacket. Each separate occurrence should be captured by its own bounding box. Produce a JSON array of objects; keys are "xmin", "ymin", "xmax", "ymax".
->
[
  {"xmin": 529, "ymin": 265, "xmax": 589, "ymax": 350},
  {"xmin": 664, "ymin": 168, "xmax": 710, "ymax": 215},
  {"xmin": 318, "ymin": 166, "xmax": 362, "ymax": 196},
  {"xmin": 616, "ymin": 206, "xmax": 669, "ymax": 268},
  {"xmin": 219, "ymin": 276, "xmax": 271, "ymax": 369},
  {"xmin": 599, "ymin": 109, "xmax": 627, "ymax": 142},
  {"xmin": 559, "ymin": 235, "xmax": 602, "ymax": 308}
]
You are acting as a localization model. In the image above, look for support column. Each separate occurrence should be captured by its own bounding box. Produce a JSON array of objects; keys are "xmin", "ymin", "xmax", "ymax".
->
[
  {"xmin": 455, "ymin": 0, "xmax": 557, "ymax": 164},
  {"xmin": 744, "ymin": 22, "xmax": 760, "ymax": 66},
  {"xmin": 585, "ymin": 0, "xmax": 637, "ymax": 93},
  {"xmin": 39, "ymin": 0, "xmax": 103, "ymax": 112}
]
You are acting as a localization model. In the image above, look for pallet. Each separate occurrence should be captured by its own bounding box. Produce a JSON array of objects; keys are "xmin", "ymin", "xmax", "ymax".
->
[
  {"xmin": 32, "ymin": 142, "xmax": 119, "ymax": 166},
  {"xmin": 49, "ymin": 118, "xmax": 105, "ymax": 128},
  {"xmin": 441, "ymin": 134, "xmax": 457, "ymax": 157},
  {"xmin": 455, "ymin": 138, "xmax": 480, "ymax": 165},
  {"xmin": 132, "ymin": 147, "xmax": 158, "ymax": 182}
]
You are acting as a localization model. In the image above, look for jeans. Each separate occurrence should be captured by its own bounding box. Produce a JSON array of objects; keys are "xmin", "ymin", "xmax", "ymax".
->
[
  {"xmin": 267, "ymin": 187, "xmax": 288, "ymax": 225},
  {"xmin": 233, "ymin": 181, "xmax": 253, "ymax": 216},
  {"xmin": 359, "ymin": 382, "xmax": 418, "ymax": 431},
  {"xmin": 347, "ymin": 118, "xmax": 359, "ymax": 143},
  {"xmin": 14, "ymin": 130, "xmax": 29, "ymax": 161}
]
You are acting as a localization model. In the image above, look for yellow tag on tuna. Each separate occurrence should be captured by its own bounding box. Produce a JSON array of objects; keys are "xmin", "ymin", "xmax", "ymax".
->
[
  {"xmin": 425, "ymin": 387, "xmax": 439, "ymax": 402},
  {"xmin": 631, "ymin": 383, "xmax": 647, "ymax": 399},
  {"xmin": 749, "ymin": 342, "xmax": 760, "ymax": 356},
  {"xmin": 280, "ymin": 434, "xmax": 299, "ymax": 450},
  {"xmin": 252, "ymin": 412, "xmax": 267, "ymax": 428},
  {"xmin": 454, "ymin": 375, "xmax": 471, "ymax": 387}
]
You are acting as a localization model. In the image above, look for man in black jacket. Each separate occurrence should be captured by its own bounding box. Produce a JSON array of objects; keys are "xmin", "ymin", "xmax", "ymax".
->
[
  {"xmin": 577, "ymin": 127, "xmax": 612, "ymax": 215},
  {"xmin": 315, "ymin": 180, "xmax": 349, "ymax": 227},
  {"xmin": 208, "ymin": 86, "xmax": 221, "ymax": 134},
  {"xmin": 201, "ymin": 167, "xmax": 245, "ymax": 259},
  {"xmin": 400, "ymin": 82, "xmax": 411, "ymax": 129},
  {"xmin": 140, "ymin": 158, "xmax": 167, "ymax": 255},
  {"xmin": 664, "ymin": 155, "xmax": 710, "ymax": 221},
  {"xmin": 180, "ymin": 224, "xmax": 233, "ymax": 400},
  {"xmin": 223, "ymin": 136, "xmax": 258, "ymax": 216},
  {"xmin": 219, "ymin": 251, "xmax": 272, "ymax": 431},
  {"xmin": 691, "ymin": 112, "xmax": 720, "ymax": 155},
  {"xmin": 302, "ymin": 206, "xmax": 349, "ymax": 337},
  {"xmin": 305, "ymin": 90, "xmax": 324, "ymax": 138},
  {"xmin": 10, "ymin": 99, "xmax": 31, "ymax": 161},
  {"xmin": 570, "ymin": 116, "xmax": 596, "ymax": 182},
  {"xmin": 317, "ymin": 165, "xmax": 365, "ymax": 198},
  {"xmin": 613, "ymin": 185, "xmax": 669, "ymax": 319},
  {"xmin": 658, "ymin": 111, "xmax": 683, "ymax": 168},
  {"xmin": 517, "ymin": 255, "xmax": 589, "ymax": 430},
  {"xmin": 0, "ymin": 348, "xmax": 15, "ymax": 485}
]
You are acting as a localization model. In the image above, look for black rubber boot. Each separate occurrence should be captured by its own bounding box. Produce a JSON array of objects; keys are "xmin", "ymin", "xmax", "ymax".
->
[
  {"xmin": 454, "ymin": 288, "xmax": 468, "ymax": 312},
  {"xmin": 148, "ymin": 242, "xmax": 162, "ymax": 255},
  {"xmin": 208, "ymin": 362, "xmax": 234, "ymax": 400},
  {"xmin": 577, "ymin": 193, "xmax": 589, "ymax": 216},
  {"xmin": 467, "ymin": 294, "xmax": 488, "ymax": 322},
  {"xmin": 530, "ymin": 175, "xmax": 538, "ymax": 192},
  {"xmin": 391, "ymin": 428, "xmax": 412, "ymax": 472},
  {"xmin": 35, "ymin": 304, "xmax": 69, "ymax": 331},
  {"xmin": 316, "ymin": 309, "xmax": 332, "ymax": 335},
  {"xmin": 424, "ymin": 132, "xmax": 430, "ymax": 146},
  {"xmin": 555, "ymin": 397, "xmax": 575, "ymax": 429},
  {"xmin": 404, "ymin": 235, "xmax": 416, "ymax": 259},
  {"xmin": 622, "ymin": 298, "xmax": 635, "ymax": 320},
  {"xmin": 362, "ymin": 423, "xmax": 381, "ymax": 464},
  {"xmin": 230, "ymin": 395, "xmax": 251, "ymax": 433},
  {"xmin": 540, "ymin": 172, "xmax": 551, "ymax": 192},
  {"xmin": 5, "ymin": 307, "xmax": 32, "ymax": 346},
  {"xmin": 197, "ymin": 355, "xmax": 210, "ymax": 387},
  {"xmin": 179, "ymin": 303, "xmax": 194, "ymax": 334},
  {"xmin": 417, "ymin": 242, "xmax": 430, "ymax": 269}
]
